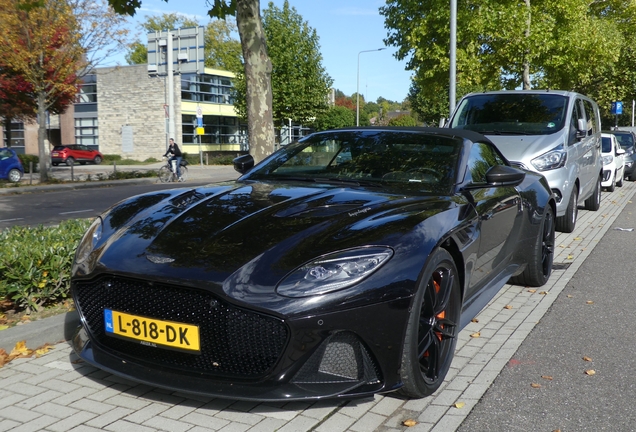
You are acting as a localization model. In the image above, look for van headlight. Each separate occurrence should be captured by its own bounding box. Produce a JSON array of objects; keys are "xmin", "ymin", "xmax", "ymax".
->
[
  {"xmin": 531, "ymin": 145, "xmax": 567, "ymax": 171},
  {"xmin": 276, "ymin": 247, "xmax": 393, "ymax": 297},
  {"xmin": 602, "ymin": 155, "xmax": 614, "ymax": 166}
]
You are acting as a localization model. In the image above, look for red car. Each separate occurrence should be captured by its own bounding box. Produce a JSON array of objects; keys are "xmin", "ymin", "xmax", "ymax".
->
[{"xmin": 51, "ymin": 145, "xmax": 103, "ymax": 166}]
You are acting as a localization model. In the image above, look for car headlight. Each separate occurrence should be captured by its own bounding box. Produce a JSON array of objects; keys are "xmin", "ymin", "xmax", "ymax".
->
[
  {"xmin": 531, "ymin": 145, "xmax": 567, "ymax": 171},
  {"xmin": 602, "ymin": 155, "xmax": 614, "ymax": 166},
  {"xmin": 75, "ymin": 217, "xmax": 103, "ymax": 264},
  {"xmin": 276, "ymin": 247, "xmax": 394, "ymax": 297}
]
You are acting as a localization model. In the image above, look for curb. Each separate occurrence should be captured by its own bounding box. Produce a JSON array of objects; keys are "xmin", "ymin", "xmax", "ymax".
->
[{"xmin": 0, "ymin": 310, "xmax": 80, "ymax": 352}]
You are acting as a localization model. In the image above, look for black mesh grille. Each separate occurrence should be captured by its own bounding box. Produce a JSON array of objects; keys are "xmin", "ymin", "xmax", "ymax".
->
[
  {"xmin": 74, "ymin": 276, "xmax": 288, "ymax": 378},
  {"xmin": 292, "ymin": 331, "xmax": 381, "ymax": 385}
]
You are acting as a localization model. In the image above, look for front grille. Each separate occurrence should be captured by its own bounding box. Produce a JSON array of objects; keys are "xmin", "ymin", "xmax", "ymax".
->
[{"xmin": 74, "ymin": 276, "xmax": 288, "ymax": 378}]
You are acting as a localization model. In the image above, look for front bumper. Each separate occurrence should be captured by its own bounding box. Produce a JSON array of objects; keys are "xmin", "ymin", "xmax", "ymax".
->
[
  {"xmin": 602, "ymin": 167, "xmax": 615, "ymax": 186},
  {"xmin": 71, "ymin": 276, "xmax": 411, "ymax": 401}
]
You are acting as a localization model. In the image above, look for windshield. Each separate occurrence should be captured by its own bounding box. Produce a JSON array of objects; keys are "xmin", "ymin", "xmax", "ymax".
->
[
  {"xmin": 612, "ymin": 132, "xmax": 634, "ymax": 149},
  {"xmin": 244, "ymin": 130, "xmax": 462, "ymax": 193},
  {"xmin": 451, "ymin": 93, "xmax": 568, "ymax": 135},
  {"xmin": 602, "ymin": 136, "xmax": 612, "ymax": 153}
]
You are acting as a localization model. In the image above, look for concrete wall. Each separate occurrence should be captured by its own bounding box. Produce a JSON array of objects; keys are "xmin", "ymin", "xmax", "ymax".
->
[{"xmin": 96, "ymin": 65, "xmax": 181, "ymax": 161}]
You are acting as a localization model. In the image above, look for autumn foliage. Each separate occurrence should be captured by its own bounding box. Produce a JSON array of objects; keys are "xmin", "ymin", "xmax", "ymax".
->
[{"xmin": 0, "ymin": 0, "xmax": 85, "ymax": 180}]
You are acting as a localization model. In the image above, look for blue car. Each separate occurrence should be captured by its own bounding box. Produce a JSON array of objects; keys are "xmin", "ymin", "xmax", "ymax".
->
[{"xmin": 0, "ymin": 147, "xmax": 24, "ymax": 183}]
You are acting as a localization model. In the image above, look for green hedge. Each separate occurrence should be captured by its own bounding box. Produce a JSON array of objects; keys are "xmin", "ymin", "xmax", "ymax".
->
[
  {"xmin": 0, "ymin": 219, "xmax": 92, "ymax": 313},
  {"xmin": 18, "ymin": 154, "xmax": 39, "ymax": 173}
]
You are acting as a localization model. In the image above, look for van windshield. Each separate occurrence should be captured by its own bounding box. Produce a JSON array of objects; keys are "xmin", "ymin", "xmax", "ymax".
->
[{"xmin": 450, "ymin": 93, "xmax": 568, "ymax": 136}]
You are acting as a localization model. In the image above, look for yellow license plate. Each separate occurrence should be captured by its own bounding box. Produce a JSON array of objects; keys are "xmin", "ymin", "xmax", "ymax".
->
[{"xmin": 104, "ymin": 309, "xmax": 200, "ymax": 353}]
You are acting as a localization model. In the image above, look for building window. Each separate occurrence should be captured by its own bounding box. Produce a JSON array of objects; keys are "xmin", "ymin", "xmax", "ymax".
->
[
  {"xmin": 181, "ymin": 73, "xmax": 234, "ymax": 104},
  {"xmin": 182, "ymin": 114, "xmax": 244, "ymax": 146},
  {"xmin": 76, "ymin": 74, "xmax": 97, "ymax": 103},
  {"xmin": 75, "ymin": 117, "xmax": 99, "ymax": 147},
  {"xmin": 2, "ymin": 121, "xmax": 25, "ymax": 152}
]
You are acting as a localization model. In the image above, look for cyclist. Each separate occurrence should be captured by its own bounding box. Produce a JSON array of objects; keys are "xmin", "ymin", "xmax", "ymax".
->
[{"xmin": 163, "ymin": 138, "xmax": 182, "ymax": 180}]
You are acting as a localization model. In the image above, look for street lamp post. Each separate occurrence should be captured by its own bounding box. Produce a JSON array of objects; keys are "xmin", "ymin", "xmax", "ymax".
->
[{"xmin": 357, "ymin": 48, "xmax": 386, "ymax": 126}]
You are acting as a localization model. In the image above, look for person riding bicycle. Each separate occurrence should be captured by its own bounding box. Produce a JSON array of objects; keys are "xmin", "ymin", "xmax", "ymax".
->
[{"xmin": 163, "ymin": 138, "xmax": 182, "ymax": 179}]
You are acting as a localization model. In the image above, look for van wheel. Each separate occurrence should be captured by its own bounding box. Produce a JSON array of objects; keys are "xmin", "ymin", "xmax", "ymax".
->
[
  {"xmin": 556, "ymin": 187, "xmax": 577, "ymax": 233},
  {"xmin": 583, "ymin": 175, "xmax": 601, "ymax": 211}
]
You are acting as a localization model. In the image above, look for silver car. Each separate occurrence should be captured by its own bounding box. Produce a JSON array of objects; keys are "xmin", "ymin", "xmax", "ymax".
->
[{"xmin": 449, "ymin": 90, "xmax": 602, "ymax": 233}]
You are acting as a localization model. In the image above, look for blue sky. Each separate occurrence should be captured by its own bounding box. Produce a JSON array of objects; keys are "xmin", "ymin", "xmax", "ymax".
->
[{"xmin": 106, "ymin": 0, "xmax": 413, "ymax": 103}]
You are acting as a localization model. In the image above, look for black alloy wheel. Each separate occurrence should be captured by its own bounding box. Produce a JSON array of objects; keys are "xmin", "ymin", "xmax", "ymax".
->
[
  {"xmin": 400, "ymin": 248, "xmax": 461, "ymax": 398},
  {"xmin": 510, "ymin": 205, "xmax": 555, "ymax": 287}
]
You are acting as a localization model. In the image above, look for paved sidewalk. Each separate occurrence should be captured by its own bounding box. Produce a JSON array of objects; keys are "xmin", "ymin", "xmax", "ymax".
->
[{"xmin": 1, "ymin": 183, "xmax": 633, "ymax": 432}]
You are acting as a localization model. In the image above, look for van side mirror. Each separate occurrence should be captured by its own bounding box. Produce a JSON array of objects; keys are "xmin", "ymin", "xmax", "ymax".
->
[{"xmin": 575, "ymin": 118, "xmax": 587, "ymax": 140}]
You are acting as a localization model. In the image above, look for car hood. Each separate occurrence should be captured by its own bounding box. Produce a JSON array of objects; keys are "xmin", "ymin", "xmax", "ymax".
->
[
  {"xmin": 486, "ymin": 134, "xmax": 564, "ymax": 165},
  {"xmin": 80, "ymin": 181, "xmax": 460, "ymax": 311}
]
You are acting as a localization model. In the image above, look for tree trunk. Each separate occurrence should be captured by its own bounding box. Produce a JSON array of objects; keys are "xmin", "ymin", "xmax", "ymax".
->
[
  {"xmin": 523, "ymin": 0, "xmax": 531, "ymax": 90},
  {"xmin": 37, "ymin": 91, "xmax": 49, "ymax": 182},
  {"xmin": 236, "ymin": 0, "xmax": 275, "ymax": 164},
  {"xmin": 3, "ymin": 117, "xmax": 12, "ymax": 148}
]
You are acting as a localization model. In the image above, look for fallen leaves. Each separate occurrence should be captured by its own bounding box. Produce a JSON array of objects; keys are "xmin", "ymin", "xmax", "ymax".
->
[
  {"xmin": 454, "ymin": 401, "xmax": 465, "ymax": 409},
  {"xmin": 585, "ymin": 369, "xmax": 596, "ymax": 376},
  {"xmin": 402, "ymin": 419, "xmax": 417, "ymax": 427},
  {"xmin": 530, "ymin": 383, "xmax": 542, "ymax": 388},
  {"xmin": 0, "ymin": 340, "xmax": 54, "ymax": 368},
  {"xmin": 470, "ymin": 332, "xmax": 481, "ymax": 338},
  {"xmin": 586, "ymin": 300, "xmax": 594, "ymax": 305},
  {"xmin": 504, "ymin": 305, "xmax": 513, "ymax": 309}
]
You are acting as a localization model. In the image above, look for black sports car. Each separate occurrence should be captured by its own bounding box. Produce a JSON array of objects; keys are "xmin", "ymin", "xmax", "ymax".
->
[{"xmin": 71, "ymin": 127, "xmax": 556, "ymax": 401}]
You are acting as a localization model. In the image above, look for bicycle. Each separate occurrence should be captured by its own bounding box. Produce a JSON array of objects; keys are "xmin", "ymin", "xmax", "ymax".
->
[{"xmin": 158, "ymin": 157, "xmax": 189, "ymax": 183}]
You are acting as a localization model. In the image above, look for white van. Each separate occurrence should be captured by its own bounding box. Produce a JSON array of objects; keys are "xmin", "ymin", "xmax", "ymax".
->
[{"xmin": 449, "ymin": 90, "xmax": 603, "ymax": 232}]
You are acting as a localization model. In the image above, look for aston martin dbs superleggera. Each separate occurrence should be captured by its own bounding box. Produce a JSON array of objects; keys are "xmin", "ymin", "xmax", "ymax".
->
[{"xmin": 71, "ymin": 127, "xmax": 556, "ymax": 401}]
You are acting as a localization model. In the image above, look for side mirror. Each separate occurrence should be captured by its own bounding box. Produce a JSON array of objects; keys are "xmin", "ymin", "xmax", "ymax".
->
[
  {"xmin": 575, "ymin": 118, "xmax": 587, "ymax": 140},
  {"xmin": 485, "ymin": 165, "xmax": 526, "ymax": 187},
  {"xmin": 233, "ymin": 154, "xmax": 254, "ymax": 174},
  {"xmin": 617, "ymin": 148, "xmax": 626, "ymax": 155}
]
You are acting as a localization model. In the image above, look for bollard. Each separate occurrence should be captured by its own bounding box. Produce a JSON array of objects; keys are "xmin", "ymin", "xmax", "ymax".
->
[
  {"xmin": 71, "ymin": 163, "xmax": 74, "ymax": 181},
  {"xmin": 29, "ymin": 161, "xmax": 33, "ymax": 185},
  {"xmin": 114, "ymin": 161, "xmax": 117, "ymax": 176}
]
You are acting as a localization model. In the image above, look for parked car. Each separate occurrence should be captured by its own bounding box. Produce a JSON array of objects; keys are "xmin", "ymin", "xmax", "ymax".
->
[
  {"xmin": 601, "ymin": 133, "xmax": 626, "ymax": 192},
  {"xmin": 448, "ymin": 89, "xmax": 603, "ymax": 233},
  {"xmin": 51, "ymin": 144, "xmax": 103, "ymax": 166},
  {"xmin": 71, "ymin": 127, "xmax": 556, "ymax": 401},
  {"xmin": 0, "ymin": 147, "xmax": 24, "ymax": 183},
  {"xmin": 606, "ymin": 129, "xmax": 636, "ymax": 180}
]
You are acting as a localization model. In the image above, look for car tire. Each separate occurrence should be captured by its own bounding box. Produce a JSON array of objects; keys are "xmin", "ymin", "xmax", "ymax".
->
[
  {"xmin": 608, "ymin": 173, "xmax": 616, "ymax": 192},
  {"xmin": 93, "ymin": 156, "xmax": 102, "ymax": 165},
  {"xmin": 509, "ymin": 205, "xmax": 555, "ymax": 287},
  {"xmin": 399, "ymin": 248, "xmax": 461, "ymax": 398},
  {"xmin": 66, "ymin": 157, "xmax": 75, "ymax": 166},
  {"xmin": 556, "ymin": 186, "xmax": 578, "ymax": 233},
  {"xmin": 584, "ymin": 175, "xmax": 601, "ymax": 211},
  {"xmin": 8, "ymin": 168, "xmax": 22, "ymax": 183},
  {"xmin": 617, "ymin": 173, "xmax": 624, "ymax": 187}
]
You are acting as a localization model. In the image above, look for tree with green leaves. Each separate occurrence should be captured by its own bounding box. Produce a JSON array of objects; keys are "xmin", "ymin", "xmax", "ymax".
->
[
  {"xmin": 312, "ymin": 106, "xmax": 355, "ymax": 131},
  {"xmin": 381, "ymin": 0, "xmax": 632, "ymax": 123},
  {"xmin": 233, "ymin": 1, "xmax": 333, "ymax": 129},
  {"xmin": 110, "ymin": 0, "xmax": 275, "ymax": 163}
]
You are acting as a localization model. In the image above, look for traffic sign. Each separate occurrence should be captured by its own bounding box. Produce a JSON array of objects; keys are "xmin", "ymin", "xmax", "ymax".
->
[{"xmin": 612, "ymin": 101, "xmax": 623, "ymax": 115}]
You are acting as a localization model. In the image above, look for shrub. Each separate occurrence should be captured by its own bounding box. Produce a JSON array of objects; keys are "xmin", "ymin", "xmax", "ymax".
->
[
  {"xmin": 0, "ymin": 219, "xmax": 92, "ymax": 313},
  {"xmin": 18, "ymin": 154, "xmax": 39, "ymax": 173}
]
